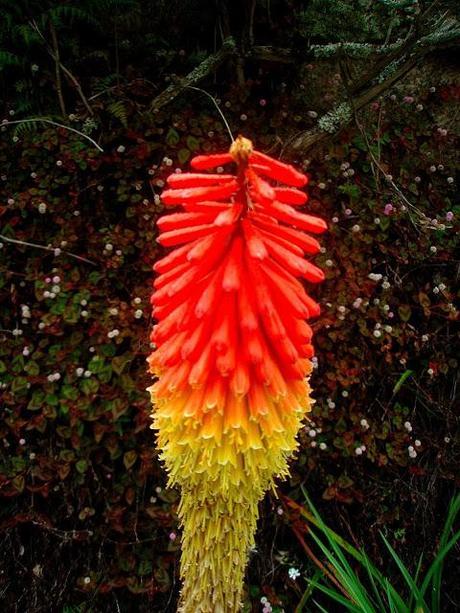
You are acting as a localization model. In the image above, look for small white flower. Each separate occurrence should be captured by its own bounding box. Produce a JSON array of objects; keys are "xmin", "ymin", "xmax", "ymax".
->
[
  {"xmin": 447, "ymin": 177, "xmax": 454, "ymax": 184},
  {"xmin": 444, "ymin": 437, "xmax": 450, "ymax": 443},
  {"xmin": 331, "ymin": 216, "xmax": 339, "ymax": 223},
  {"xmin": 134, "ymin": 309, "xmax": 143, "ymax": 319},
  {"xmin": 240, "ymin": 114, "xmax": 247, "ymax": 121},
  {"xmin": 385, "ymin": 325, "xmax": 393, "ymax": 333},
  {"xmin": 81, "ymin": 310, "xmax": 88, "ymax": 317},
  {"xmin": 109, "ymin": 307, "xmax": 118, "ymax": 316},
  {"xmin": 416, "ymin": 104, "xmax": 423, "ymax": 111},
  {"xmin": 83, "ymin": 576, "xmax": 91, "ymax": 584},
  {"xmin": 338, "ymin": 306, "xmax": 346, "ymax": 313},
  {"xmin": 49, "ymin": 292, "xmax": 56, "ymax": 299},
  {"xmin": 374, "ymin": 217, "xmax": 380, "ymax": 224},
  {"xmin": 310, "ymin": 441, "xmax": 317, "ymax": 447},
  {"xmin": 76, "ymin": 367, "xmax": 84, "ymax": 377},
  {"xmin": 414, "ymin": 440, "xmax": 421, "ymax": 447},
  {"xmin": 355, "ymin": 447, "xmax": 363, "ymax": 456},
  {"xmin": 38, "ymin": 202, "xmax": 47, "ymax": 214},
  {"xmin": 353, "ymin": 298, "xmax": 362, "ymax": 309},
  {"xmin": 429, "ymin": 87, "xmax": 436, "ymax": 93},
  {"xmin": 31, "ymin": 64, "xmax": 39, "ymax": 72},
  {"xmin": 385, "ymin": 174, "xmax": 393, "ymax": 182},
  {"xmin": 308, "ymin": 429, "xmax": 316, "ymax": 438},
  {"xmin": 51, "ymin": 285, "xmax": 60, "ymax": 293},
  {"xmin": 116, "ymin": 249, "xmax": 122, "ymax": 256},
  {"xmin": 438, "ymin": 283, "xmax": 446, "ymax": 291},
  {"xmin": 325, "ymin": 259, "xmax": 333, "ymax": 267},
  {"xmin": 117, "ymin": 145, "xmax": 125, "ymax": 153},
  {"xmin": 429, "ymin": 165, "xmax": 436, "ymax": 172},
  {"xmin": 408, "ymin": 449, "xmax": 417, "ymax": 459},
  {"xmin": 80, "ymin": 299, "xmax": 87, "ymax": 306},
  {"xmin": 433, "ymin": 287, "xmax": 439, "ymax": 294},
  {"xmin": 134, "ymin": 297, "xmax": 142, "ymax": 304},
  {"xmin": 38, "ymin": 322, "xmax": 45, "ymax": 330},
  {"xmin": 352, "ymin": 224, "xmax": 360, "ymax": 233},
  {"xmin": 373, "ymin": 329, "xmax": 382, "ymax": 338},
  {"xmin": 319, "ymin": 442, "xmax": 327, "ymax": 450},
  {"xmin": 368, "ymin": 273, "xmax": 383, "ymax": 282},
  {"xmin": 19, "ymin": 438, "xmax": 26, "ymax": 445},
  {"xmin": 318, "ymin": 182, "xmax": 326, "ymax": 190},
  {"xmin": 105, "ymin": 243, "xmax": 113, "ymax": 252},
  {"xmin": 52, "ymin": 276, "xmax": 60, "ymax": 284},
  {"xmin": 56, "ymin": 160, "xmax": 63, "ymax": 167},
  {"xmin": 307, "ymin": 110, "xmax": 318, "ymax": 118},
  {"xmin": 404, "ymin": 421, "xmax": 412, "ymax": 432},
  {"xmin": 427, "ymin": 368, "xmax": 434, "ymax": 376},
  {"xmin": 421, "ymin": 334, "xmax": 429, "ymax": 342},
  {"xmin": 430, "ymin": 246, "xmax": 437, "ymax": 254},
  {"xmin": 84, "ymin": 370, "xmax": 92, "ymax": 378},
  {"xmin": 382, "ymin": 281, "xmax": 390, "ymax": 290},
  {"xmin": 29, "ymin": 452, "xmax": 36, "ymax": 460},
  {"xmin": 23, "ymin": 347, "xmax": 30, "ymax": 356},
  {"xmin": 288, "ymin": 567, "xmax": 301, "ymax": 580},
  {"xmin": 53, "ymin": 248, "xmax": 61, "ymax": 257},
  {"xmin": 414, "ymin": 176, "xmax": 421, "ymax": 183},
  {"xmin": 12, "ymin": 328, "xmax": 23, "ymax": 336},
  {"xmin": 360, "ymin": 418, "xmax": 369, "ymax": 429}
]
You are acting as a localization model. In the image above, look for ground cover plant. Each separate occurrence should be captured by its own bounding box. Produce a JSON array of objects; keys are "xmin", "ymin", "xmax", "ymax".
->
[{"xmin": 0, "ymin": 1, "xmax": 459, "ymax": 611}]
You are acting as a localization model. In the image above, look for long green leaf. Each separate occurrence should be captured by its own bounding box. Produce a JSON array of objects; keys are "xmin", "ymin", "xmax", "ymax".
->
[
  {"xmin": 295, "ymin": 569, "xmax": 322, "ymax": 612},
  {"xmin": 380, "ymin": 532, "xmax": 427, "ymax": 607}
]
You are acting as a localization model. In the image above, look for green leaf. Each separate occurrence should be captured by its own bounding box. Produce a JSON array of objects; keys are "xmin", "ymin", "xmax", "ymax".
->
[
  {"xmin": 393, "ymin": 370, "xmax": 414, "ymax": 395},
  {"xmin": 0, "ymin": 360, "xmax": 6, "ymax": 373},
  {"xmin": 398, "ymin": 305, "xmax": 412, "ymax": 322},
  {"xmin": 112, "ymin": 353, "xmax": 132, "ymax": 375},
  {"xmin": 166, "ymin": 127, "xmax": 180, "ymax": 146},
  {"xmin": 88, "ymin": 356, "xmax": 105, "ymax": 374},
  {"xmin": 61, "ymin": 385, "xmax": 79, "ymax": 400},
  {"xmin": 123, "ymin": 450, "xmax": 138, "ymax": 469},
  {"xmin": 186, "ymin": 135, "xmax": 200, "ymax": 151},
  {"xmin": 75, "ymin": 459, "xmax": 88, "ymax": 474},
  {"xmin": 178, "ymin": 148, "xmax": 190, "ymax": 164},
  {"xmin": 24, "ymin": 361, "xmax": 40, "ymax": 376},
  {"xmin": 11, "ymin": 377, "xmax": 28, "ymax": 393},
  {"xmin": 80, "ymin": 378, "xmax": 99, "ymax": 396},
  {"xmin": 28, "ymin": 389, "xmax": 45, "ymax": 411}
]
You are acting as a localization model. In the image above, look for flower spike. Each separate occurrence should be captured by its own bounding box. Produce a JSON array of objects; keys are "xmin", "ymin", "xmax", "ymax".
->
[{"xmin": 148, "ymin": 135, "xmax": 327, "ymax": 612}]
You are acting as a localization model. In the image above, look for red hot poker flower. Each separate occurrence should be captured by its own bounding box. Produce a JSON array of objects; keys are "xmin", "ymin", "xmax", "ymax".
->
[{"xmin": 148, "ymin": 136, "xmax": 327, "ymax": 613}]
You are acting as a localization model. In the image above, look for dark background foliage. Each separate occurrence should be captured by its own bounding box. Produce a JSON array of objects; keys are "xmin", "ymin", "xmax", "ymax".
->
[{"xmin": 0, "ymin": 1, "xmax": 459, "ymax": 611}]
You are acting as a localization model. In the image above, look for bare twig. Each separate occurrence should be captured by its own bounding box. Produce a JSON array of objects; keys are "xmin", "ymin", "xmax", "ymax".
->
[
  {"xmin": 0, "ymin": 234, "xmax": 97, "ymax": 265},
  {"xmin": 2, "ymin": 118, "xmax": 103, "ymax": 151},
  {"xmin": 187, "ymin": 86, "xmax": 234, "ymax": 142},
  {"xmin": 30, "ymin": 19, "xmax": 94, "ymax": 116},
  {"xmin": 49, "ymin": 21, "xmax": 66, "ymax": 117}
]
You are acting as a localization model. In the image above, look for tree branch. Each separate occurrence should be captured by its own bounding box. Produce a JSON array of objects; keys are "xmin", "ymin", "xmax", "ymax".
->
[
  {"xmin": 288, "ymin": 52, "xmax": 422, "ymax": 153},
  {"xmin": 149, "ymin": 38, "xmax": 236, "ymax": 113}
]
